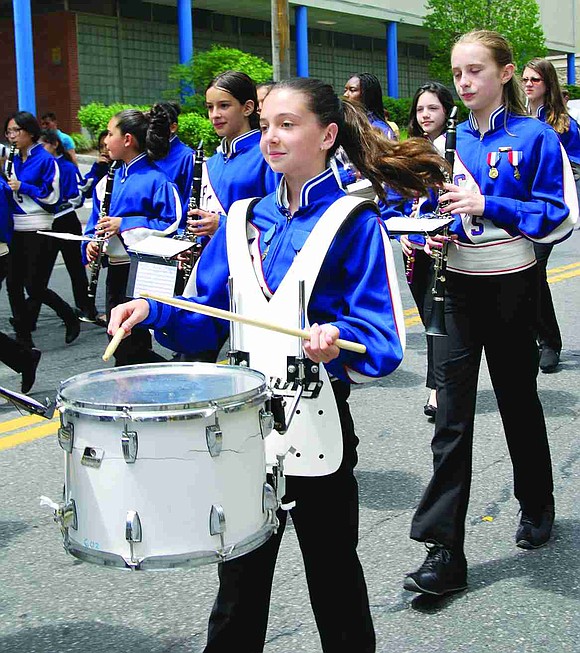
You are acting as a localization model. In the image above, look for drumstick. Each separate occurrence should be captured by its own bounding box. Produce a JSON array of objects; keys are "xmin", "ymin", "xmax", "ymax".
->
[
  {"xmin": 102, "ymin": 326, "xmax": 126, "ymax": 362},
  {"xmin": 139, "ymin": 292, "xmax": 367, "ymax": 354}
]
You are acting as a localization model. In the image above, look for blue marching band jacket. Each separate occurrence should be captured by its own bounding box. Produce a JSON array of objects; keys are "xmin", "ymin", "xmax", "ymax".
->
[
  {"xmin": 155, "ymin": 135, "xmax": 195, "ymax": 216},
  {"xmin": 201, "ymin": 129, "xmax": 280, "ymax": 219},
  {"xmin": 381, "ymin": 107, "xmax": 578, "ymax": 272},
  {"xmin": 82, "ymin": 152, "xmax": 181, "ymax": 265},
  {"xmin": 5, "ymin": 144, "xmax": 60, "ymax": 232},
  {"xmin": 140, "ymin": 169, "xmax": 405, "ymax": 384}
]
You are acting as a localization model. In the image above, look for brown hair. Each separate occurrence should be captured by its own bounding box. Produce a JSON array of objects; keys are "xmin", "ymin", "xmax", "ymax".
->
[
  {"xmin": 453, "ymin": 30, "xmax": 527, "ymax": 117},
  {"xmin": 524, "ymin": 58, "xmax": 570, "ymax": 133},
  {"xmin": 271, "ymin": 78, "xmax": 447, "ymax": 199}
]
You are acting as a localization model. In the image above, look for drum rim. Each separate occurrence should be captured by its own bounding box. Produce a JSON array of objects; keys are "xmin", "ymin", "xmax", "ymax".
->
[{"xmin": 57, "ymin": 362, "xmax": 268, "ymax": 416}]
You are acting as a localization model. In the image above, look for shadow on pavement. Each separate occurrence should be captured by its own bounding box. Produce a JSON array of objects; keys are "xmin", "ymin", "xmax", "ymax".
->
[
  {"xmin": 0, "ymin": 520, "xmax": 29, "ymax": 550},
  {"xmin": 0, "ymin": 621, "xmax": 204, "ymax": 653},
  {"xmin": 357, "ymin": 469, "xmax": 425, "ymax": 511}
]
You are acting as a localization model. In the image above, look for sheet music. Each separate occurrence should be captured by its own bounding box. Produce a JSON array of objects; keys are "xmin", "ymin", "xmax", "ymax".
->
[
  {"xmin": 132, "ymin": 260, "xmax": 178, "ymax": 299},
  {"xmin": 129, "ymin": 235, "xmax": 194, "ymax": 258},
  {"xmin": 37, "ymin": 231, "xmax": 102, "ymax": 242},
  {"xmin": 384, "ymin": 217, "xmax": 454, "ymax": 235}
]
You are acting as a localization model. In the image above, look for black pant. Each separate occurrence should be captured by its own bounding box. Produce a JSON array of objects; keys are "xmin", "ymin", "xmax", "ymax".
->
[
  {"xmin": 6, "ymin": 230, "xmax": 76, "ymax": 337},
  {"xmin": 0, "ymin": 255, "xmax": 35, "ymax": 372},
  {"xmin": 533, "ymin": 242, "xmax": 562, "ymax": 353},
  {"xmin": 27, "ymin": 212, "xmax": 96, "ymax": 325},
  {"xmin": 403, "ymin": 249, "xmax": 435, "ymax": 389},
  {"xmin": 410, "ymin": 268, "xmax": 554, "ymax": 550},
  {"xmin": 204, "ymin": 381, "xmax": 375, "ymax": 653},
  {"xmin": 106, "ymin": 263, "xmax": 165, "ymax": 367}
]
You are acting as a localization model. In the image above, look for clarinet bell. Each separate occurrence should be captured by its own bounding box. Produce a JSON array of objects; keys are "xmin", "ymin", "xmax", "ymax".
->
[{"xmin": 425, "ymin": 298, "xmax": 447, "ymax": 337}]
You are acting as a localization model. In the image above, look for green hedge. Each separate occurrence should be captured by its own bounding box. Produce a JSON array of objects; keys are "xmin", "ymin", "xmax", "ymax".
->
[
  {"xmin": 77, "ymin": 103, "xmax": 150, "ymax": 140},
  {"xmin": 70, "ymin": 132, "xmax": 93, "ymax": 152},
  {"xmin": 178, "ymin": 113, "xmax": 220, "ymax": 153},
  {"xmin": 564, "ymin": 84, "xmax": 580, "ymax": 100},
  {"xmin": 77, "ymin": 102, "xmax": 219, "ymax": 155}
]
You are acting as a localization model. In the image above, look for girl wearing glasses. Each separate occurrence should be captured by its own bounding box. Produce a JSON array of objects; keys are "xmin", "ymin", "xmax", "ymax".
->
[
  {"xmin": 521, "ymin": 57, "xmax": 580, "ymax": 372},
  {"xmin": 404, "ymin": 31, "xmax": 577, "ymax": 598},
  {"xmin": 3, "ymin": 111, "xmax": 80, "ymax": 348}
]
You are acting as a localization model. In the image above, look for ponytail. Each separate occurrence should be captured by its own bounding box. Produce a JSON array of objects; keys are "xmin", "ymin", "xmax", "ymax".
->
[
  {"xmin": 339, "ymin": 98, "xmax": 447, "ymax": 199},
  {"xmin": 113, "ymin": 107, "xmax": 170, "ymax": 161}
]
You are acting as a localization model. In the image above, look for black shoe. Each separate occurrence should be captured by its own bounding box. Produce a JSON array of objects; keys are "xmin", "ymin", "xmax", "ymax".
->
[
  {"xmin": 539, "ymin": 346, "xmax": 560, "ymax": 373},
  {"xmin": 423, "ymin": 403, "xmax": 437, "ymax": 418},
  {"xmin": 404, "ymin": 542, "xmax": 467, "ymax": 595},
  {"xmin": 65, "ymin": 317, "xmax": 81, "ymax": 344},
  {"xmin": 516, "ymin": 505, "xmax": 555, "ymax": 549},
  {"xmin": 21, "ymin": 348, "xmax": 42, "ymax": 394}
]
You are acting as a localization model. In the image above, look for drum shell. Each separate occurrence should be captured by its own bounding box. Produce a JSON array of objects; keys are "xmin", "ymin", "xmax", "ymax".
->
[{"xmin": 56, "ymin": 363, "xmax": 276, "ymax": 569}]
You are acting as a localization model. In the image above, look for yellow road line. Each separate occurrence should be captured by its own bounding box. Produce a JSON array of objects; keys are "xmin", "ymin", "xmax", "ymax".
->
[
  {"xmin": 0, "ymin": 420, "xmax": 59, "ymax": 451},
  {"xmin": 548, "ymin": 269, "xmax": 580, "ymax": 284},
  {"xmin": 0, "ymin": 414, "xmax": 47, "ymax": 433},
  {"xmin": 547, "ymin": 262, "xmax": 580, "ymax": 276}
]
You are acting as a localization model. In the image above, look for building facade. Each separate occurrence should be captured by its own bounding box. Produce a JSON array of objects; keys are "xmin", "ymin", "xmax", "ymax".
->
[{"xmin": 1, "ymin": 0, "xmax": 578, "ymax": 133}]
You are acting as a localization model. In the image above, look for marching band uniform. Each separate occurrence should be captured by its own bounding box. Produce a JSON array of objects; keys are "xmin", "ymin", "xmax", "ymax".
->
[
  {"xmin": 410, "ymin": 107, "xmax": 578, "ymax": 560},
  {"xmin": 79, "ymin": 158, "xmax": 108, "ymax": 201},
  {"xmin": 139, "ymin": 169, "xmax": 405, "ymax": 652},
  {"xmin": 155, "ymin": 134, "xmax": 195, "ymax": 214},
  {"xmin": 27, "ymin": 153, "xmax": 96, "ymax": 324},
  {"xmin": 532, "ymin": 106, "xmax": 580, "ymax": 368},
  {"xmin": 83, "ymin": 152, "xmax": 181, "ymax": 365},
  {"xmin": 0, "ymin": 178, "xmax": 41, "ymax": 392},
  {"xmin": 201, "ymin": 129, "xmax": 279, "ymax": 219},
  {"xmin": 5, "ymin": 143, "xmax": 79, "ymax": 345}
]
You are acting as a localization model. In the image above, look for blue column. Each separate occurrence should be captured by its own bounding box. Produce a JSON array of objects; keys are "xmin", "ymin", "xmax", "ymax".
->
[
  {"xmin": 12, "ymin": 0, "xmax": 36, "ymax": 114},
  {"xmin": 567, "ymin": 53, "xmax": 576, "ymax": 85},
  {"xmin": 386, "ymin": 21, "xmax": 398, "ymax": 99},
  {"xmin": 295, "ymin": 6, "xmax": 309, "ymax": 78},
  {"xmin": 177, "ymin": 0, "xmax": 193, "ymax": 64},
  {"xmin": 177, "ymin": 0, "xmax": 194, "ymax": 100}
]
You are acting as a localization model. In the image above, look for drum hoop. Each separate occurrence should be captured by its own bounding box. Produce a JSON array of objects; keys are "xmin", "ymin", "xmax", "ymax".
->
[
  {"xmin": 57, "ymin": 362, "xmax": 268, "ymax": 419},
  {"xmin": 64, "ymin": 515, "xmax": 277, "ymax": 570}
]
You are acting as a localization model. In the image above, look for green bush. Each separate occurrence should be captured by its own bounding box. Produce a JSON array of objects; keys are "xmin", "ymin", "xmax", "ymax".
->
[
  {"xmin": 168, "ymin": 45, "xmax": 273, "ymax": 108},
  {"xmin": 178, "ymin": 113, "xmax": 220, "ymax": 155},
  {"xmin": 564, "ymin": 84, "xmax": 580, "ymax": 100},
  {"xmin": 70, "ymin": 132, "xmax": 93, "ymax": 152},
  {"xmin": 77, "ymin": 103, "xmax": 149, "ymax": 139},
  {"xmin": 383, "ymin": 96, "xmax": 413, "ymax": 130}
]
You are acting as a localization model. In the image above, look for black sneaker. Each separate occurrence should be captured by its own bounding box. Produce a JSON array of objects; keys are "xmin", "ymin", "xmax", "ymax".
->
[
  {"xmin": 404, "ymin": 542, "xmax": 467, "ymax": 595},
  {"xmin": 516, "ymin": 505, "xmax": 555, "ymax": 549},
  {"xmin": 539, "ymin": 346, "xmax": 560, "ymax": 373},
  {"xmin": 21, "ymin": 348, "xmax": 42, "ymax": 394}
]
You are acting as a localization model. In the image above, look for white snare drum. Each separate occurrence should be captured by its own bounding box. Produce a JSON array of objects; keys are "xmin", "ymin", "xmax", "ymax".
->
[{"xmin": 53, "ymin": 362, "xmax": 277, "ymax": 570}]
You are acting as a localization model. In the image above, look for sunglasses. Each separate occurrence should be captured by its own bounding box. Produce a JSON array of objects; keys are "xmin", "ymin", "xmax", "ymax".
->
[{"xmin": 521, "ymin": 76, "xmax": 543, "ymax": 85}]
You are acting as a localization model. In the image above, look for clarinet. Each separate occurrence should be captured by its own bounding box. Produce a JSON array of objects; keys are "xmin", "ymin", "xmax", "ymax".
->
[
  {"xmin": 425, "ymin": 106, "xmax": 458, "ymax": 337},
  {"xmin": 404, "ymin": 194, "xmax": 420, "ymax": 285},
  {"xmin": 5, "ymin": 143, "xmax": 16, "ymax": 179},
  {"xmin": 87, "ymin": 161, "xmax": 118, "ymax": 300},
  {"xmin": 181, "ymin": 140, "xmax": 204, "ymax": 284}
]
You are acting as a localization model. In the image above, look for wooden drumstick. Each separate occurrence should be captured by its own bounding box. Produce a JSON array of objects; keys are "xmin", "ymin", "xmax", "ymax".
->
[
  {"xmin": 102, "ymin": 327, "xmax": 126, "ymax": 362},
  {"xmin": 139, "ymin": 291, "xmax": 367, "ymax": 354}
]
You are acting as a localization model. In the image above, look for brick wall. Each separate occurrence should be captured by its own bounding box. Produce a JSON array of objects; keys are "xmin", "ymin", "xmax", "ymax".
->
[{"xmin": 0, "ymin": 11, "xmax": 80, "ymax": 133}]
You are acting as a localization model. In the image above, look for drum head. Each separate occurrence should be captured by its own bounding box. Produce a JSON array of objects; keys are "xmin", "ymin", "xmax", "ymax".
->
[{"xmin": 58, "ymin": 362, "xmax": 267, "ymax": 417}]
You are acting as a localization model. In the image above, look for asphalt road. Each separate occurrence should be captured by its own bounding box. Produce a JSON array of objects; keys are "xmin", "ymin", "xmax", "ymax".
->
[{"xmin": 0, "ymin": 216, "xmax": 578, "ymax": 652}]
